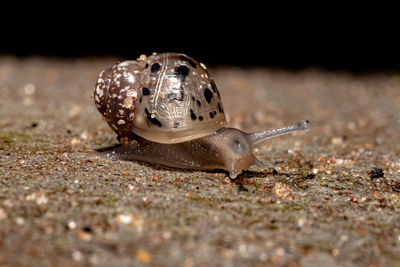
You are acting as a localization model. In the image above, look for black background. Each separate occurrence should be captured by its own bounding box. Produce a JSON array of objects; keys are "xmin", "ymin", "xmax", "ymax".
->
[{"xmin": 2, "ymin": 6, "xmax": 398, "ymax": 71}]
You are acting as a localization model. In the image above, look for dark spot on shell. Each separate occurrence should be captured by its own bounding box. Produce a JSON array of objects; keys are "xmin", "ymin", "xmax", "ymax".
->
[
  {"xmin": 213, "ymin": 111, "xmax": 217, "ymax": 115},
  {"xmin": 151, "ymin": 63, "xmax": 161, "ymax": 73},
  {"xmin": 209, "ymin": 112, "xmax": 214, "ymax": 119},
  {"xmin": 204, "ymin": 88, "xmax": 213, "ymax": 104},
  {"xmin": 217, "ymin": 103, "xmax": 223, "ymax": 113},
  {"xmin": 174, "ymin": 65, "xmax": 190, "ymax": 82},
  {"xmin": 190, "ymin": 109, "xmax": 197, "ymax": 120},
  {"xmin": 139, "ymin": 97, "xmax": 142, "ymax": 103},
  {"xmin": 211, "ymin": 81, "xmax": 220, "ymax": 97},
  {"xmin": 191, "ymin": 96, "xmax": 195, "ymax": 101},
  {"xmin": 145, "ymin": 63, "xmax": 149, "ymax": 69},
  {"xmin": 211, "ymin": 81, "xmax": 217, "ymax": 93},
  {"xmin": 196, "ymin": 100, "xmax": 201, "ymax": 107},
  {"xmin": 179, "ymin": 55, "xmax": 197, "ymax": 68},
  {"xmin": 145, "ymin": 108, "xmax": 162, "ymax": 127},
  {"xmin": 142, "ymin": 87, "xmax": 150, "ymax": 96},
  {"xmin": 199, "ymin": 116, "xmax": 204, "ymax": 121}
]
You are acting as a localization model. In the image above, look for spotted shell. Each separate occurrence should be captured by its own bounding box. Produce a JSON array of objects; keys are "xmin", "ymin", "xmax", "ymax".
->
[{"xmin": 94, "ymin": 53, "xmax": 227, "ymax": 144}]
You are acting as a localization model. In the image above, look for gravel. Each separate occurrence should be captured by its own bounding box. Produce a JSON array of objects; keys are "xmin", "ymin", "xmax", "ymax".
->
[{"xmin": 1, "ymin": 56, "xmax": 400, "ymax": 266}]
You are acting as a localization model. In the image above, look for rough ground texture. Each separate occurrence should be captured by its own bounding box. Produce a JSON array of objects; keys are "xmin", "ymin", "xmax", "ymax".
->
[{"xmin": 1, "ymin": 56, "xmax": 400, "ymax": 267}]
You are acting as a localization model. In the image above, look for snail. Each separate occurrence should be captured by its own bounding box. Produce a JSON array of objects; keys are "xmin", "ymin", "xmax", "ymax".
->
[{"xmin": 94, "ymin": 52, "xmax": 309, "ymax": 178}]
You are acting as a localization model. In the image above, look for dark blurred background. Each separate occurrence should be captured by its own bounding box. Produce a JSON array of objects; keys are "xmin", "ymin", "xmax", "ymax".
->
[{"xmin": 1, "ymin": 8, "xmax": 398, "ymax": 72}]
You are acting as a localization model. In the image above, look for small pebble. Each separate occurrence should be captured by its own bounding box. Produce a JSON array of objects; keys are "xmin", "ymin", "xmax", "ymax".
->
[
  {"xmin": 370, "ymin": 167, "xmax": 384, "ymax": 179},
  {"xmin": 72, "ymin": 251, "xmax": 83, "ymax": 261},
  {"xmin": 274, "ymin": 182, "xmax": 291, "ymax": 198},
  {"xmin": 332, "ymin": 248, "xmax": 339, "ymax": 256},
  {"xmin": 135, "ymin": 249, "xmax": 151, "ymax": 263},
  {"xmin": 68, "ymin": 221, "xmax": 77, "ymax": 229},
  {"xmin": 116, "ymin": 214, "xmax": 133, "ymax": 224},
  {"xmin": 16, "ymin": 217, "xmax": 25, "ymax": 225},
  {"xmin": 331, "ymin": 137, "xmax": 343, "ymax": 145},
  {"xmin": 0, "ymin": 208, "xmax": 7, "ymax": 220},
  {"xmin": 70, "ymin": 137, "xmax": 81, "ymax": 146}
]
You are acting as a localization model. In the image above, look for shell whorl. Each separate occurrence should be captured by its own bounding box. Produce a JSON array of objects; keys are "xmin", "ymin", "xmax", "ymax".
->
[{"xmin": 94, "ymin": 53, "xmax": 227, "ymax": 144}]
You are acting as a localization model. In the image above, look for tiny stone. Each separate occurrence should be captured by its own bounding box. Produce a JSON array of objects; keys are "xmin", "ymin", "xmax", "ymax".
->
[
  {"xmin": 24, "ymin": 83, "xmax": 36, "ymax": 95},
  {"xmin": 0, "ymin": 208, "xmax": 7, "ymax": 220},
  {"xmin": 71, "ymin": 137, "xmax": 81, "ymax": 146},
  {"xmin": 135, "ymin": 249, "xmax": 152, "ymax": 263},
  {"xmin": 82, "ymin": 226, "xmax": 92, "ymax": 232},
  {"xmin": 370, "ymin": 167, "xmax": 384, "ymax": 179},
  {"xmin": 68, "ymin": 221, "xmax": 77, "ymax": 229},
  {"xmin": 79, "ymin": 131, "xmax": 88, "ymax": 140},
  {"xmin": 274, "ymin": 182, "xmax": 291, "ymax": 198},
  {"xmin": 162, "ymin": 231, "xmax": 172, "ymax": 239},
  {"xmin": 16, "ymin": 217, "xmax": 25, "ymax": 225},
  {"xmin": 116, "ymin": 214, "xmax": 133, "ymax": 224},
  {"xmin": 390, "ymin": 194, "xmax": 399, "ymax": 203},
  {"xmin": 36, "ymin": 194, "xmax": 48, "ymax": 205},
  {"xmin": 331, "ymin": 136, "xmax": 344, "ymax": 145},
  {"xmin": 332, "ymin": 248, "xmax": 339, "ymax": 256},
  {"xmin": 72, "ymin": 251, "xmax": 83, "ymax": 261}
]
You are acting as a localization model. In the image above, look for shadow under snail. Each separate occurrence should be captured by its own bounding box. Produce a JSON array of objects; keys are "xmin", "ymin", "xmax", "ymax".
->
[{"xmin": 94, "ymin": 52, "xmax": 310, "ymax": 178}]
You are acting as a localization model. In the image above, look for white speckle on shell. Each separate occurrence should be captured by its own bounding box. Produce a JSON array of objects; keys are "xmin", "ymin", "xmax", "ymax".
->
[
  {"xmin": 96, "ymin": 85, "xmax": 104, "ymax": 97},
  {"xmin": 117, "ymin": 119, "xmax": 126, "ymax": 125},
  {"xmin": 123, "ymin": 71, "xmax": 135, "ymax": 83},
  {"xmin": 120, "ymin": 86, "xmax": 130, "ymax": 92},
  {"xmin": 123, "ymin": 96, "xmax": 134, "ymax": 109},
  {"xmin": 126, "ymin": 89, "xmax": 137, "ymax": 98},
  {"xmin": 118, "ymin": 61, "xmax": 131, "ymax": 67},
  {"xmin": 200, "ymin": 63, "xmax": 207, "ymax": 69}
]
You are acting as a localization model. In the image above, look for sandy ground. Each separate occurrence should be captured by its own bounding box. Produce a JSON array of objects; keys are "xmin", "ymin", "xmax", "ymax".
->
[{"xmin": 1, "ymin": 56, "xmax": 400, "ymax": 266}]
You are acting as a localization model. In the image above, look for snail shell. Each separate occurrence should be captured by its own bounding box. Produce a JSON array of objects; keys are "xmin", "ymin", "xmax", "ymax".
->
[{"xmin": 94, "ymin": 53, "xmax": 227, "ymax": 144}]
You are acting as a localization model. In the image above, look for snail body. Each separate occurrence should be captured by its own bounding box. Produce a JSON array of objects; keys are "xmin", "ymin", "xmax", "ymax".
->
[{"xmin": 94, "ymin": 53, "xmax": 309, "ymax": 178}]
